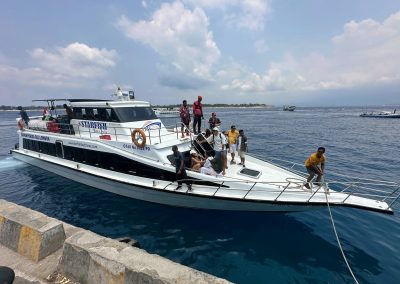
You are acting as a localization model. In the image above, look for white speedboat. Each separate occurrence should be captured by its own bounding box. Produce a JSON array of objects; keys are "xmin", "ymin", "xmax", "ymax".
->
[
  {"xmin": 283, "ymin": 105, "xmax": 296, "ymax": 111},
  {"xmin": 360, "ymin": 110, "xmax": 400, "ymax": 118},
  {"xmin": 11, "ymin": 93, "xmax": 399, "ymax": 214},
  {"xmin": 152, "ymin": 107, "xmax": 179, "ymax": 117}
]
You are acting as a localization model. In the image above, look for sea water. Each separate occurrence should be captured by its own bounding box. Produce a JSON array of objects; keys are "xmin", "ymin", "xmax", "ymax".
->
[{"xmin": 0, "ymin": 107, "xmax": 399, "ymax": 284}]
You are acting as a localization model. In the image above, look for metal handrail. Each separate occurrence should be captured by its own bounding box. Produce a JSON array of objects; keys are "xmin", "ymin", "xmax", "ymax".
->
[{"xmin": 24, "ymin": 118, "xmax": 189, "ymax": 146}]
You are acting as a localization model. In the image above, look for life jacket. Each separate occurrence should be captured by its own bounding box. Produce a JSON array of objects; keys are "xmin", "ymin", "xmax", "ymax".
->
[{"xmin": 193, "ymin": 100, "xmax": 202, "ymax": 116}]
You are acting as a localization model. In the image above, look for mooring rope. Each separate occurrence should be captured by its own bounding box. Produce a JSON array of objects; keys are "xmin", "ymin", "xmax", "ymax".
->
[{"xmin": 324, "ymin": 189, "xmax": 359, "ymax": 284}]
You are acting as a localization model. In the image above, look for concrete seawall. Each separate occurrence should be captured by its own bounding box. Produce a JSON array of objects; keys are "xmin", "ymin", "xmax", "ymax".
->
[{"xmin": 0, "ymin": 199, "xmax": 231, "ymax": 284}]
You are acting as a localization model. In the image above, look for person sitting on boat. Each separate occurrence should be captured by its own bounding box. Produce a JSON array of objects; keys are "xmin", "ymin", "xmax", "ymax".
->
[
  {"xmin": 192, "ymin": 96, "xmax": 203, "ymax": 134},
  {"xmin": 208, "ymin": 112, "xmax": 221, "ymax": 130},
  {"xmin": 200, "ymin": 156, "xmax": 218, "ymax": 177},
  {"xmin": 205, "ymin": 127, "xmax": 227, "ymax": 175},
  {"xmin": 227, "ymin": 125, "xmax": 239, "ymax": 164},
  {"xmin": 172, "ymin": 145, "xmax": 192, "ymax": 191},
  {"xmin": 17, "ymin": 106, "xmax": 30, "ymax": 127},
  {"xmin": 179, "ymin": 100, "xmax": 191, "ymax": 138},
  {"xmin": 304, "ymin": 147, "xmax": 326, "ymax": 189},
  {"xmin": 190, "ymin": 149, "xmax": 203, "ymax": 172},
  {"xmin": 237, "ymin": 129, "xmax": 247, "ymax": 167}
]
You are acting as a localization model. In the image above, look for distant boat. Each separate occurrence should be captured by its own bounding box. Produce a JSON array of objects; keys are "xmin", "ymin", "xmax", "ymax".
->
[
  {"xmin": 283, "ymin": 105, "xmax": 296, "ymax": 111},
  {"xmin": 152, "ymin": 107, "xmax": 179, "ymax": 117},
  {"xmin": 360, "ymin": 109, "xmax": 400, "ymax": 118}
]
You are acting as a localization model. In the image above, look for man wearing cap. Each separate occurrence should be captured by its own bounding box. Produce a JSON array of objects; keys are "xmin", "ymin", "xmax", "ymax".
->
[
  {"xmin": 208, "ymin": 112, "xmax": 221, "ymax": 130},
  {"xmin": 205, "ymin": 127, "xmax": 227, "ymax": 175},
  {"xmin": 228, "ymin": 125, "xmax": 239, "ymax": 164},
  {"xmin": 192, "ymin": 96, "xmax": 203, "ymax": 134}
]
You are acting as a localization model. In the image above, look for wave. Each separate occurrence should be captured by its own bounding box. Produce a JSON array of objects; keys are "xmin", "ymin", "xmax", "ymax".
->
[{"xmin": 0, "ymin": 157, "xmax": 27, "ymax": 171}]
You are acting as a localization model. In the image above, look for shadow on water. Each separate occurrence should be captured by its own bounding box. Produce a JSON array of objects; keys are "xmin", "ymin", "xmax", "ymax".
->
[{"xmin": 0, "ymin": 164, "xmax": 384, "ymax": 284}]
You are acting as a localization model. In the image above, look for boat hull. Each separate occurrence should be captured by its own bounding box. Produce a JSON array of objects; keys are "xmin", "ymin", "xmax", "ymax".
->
[{"xmin": 11, "ymin": 150, "xmax": 321, "ymax": 212}]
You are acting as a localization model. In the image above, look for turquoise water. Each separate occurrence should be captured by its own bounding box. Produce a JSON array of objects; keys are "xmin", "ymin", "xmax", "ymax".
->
[{"xmin": 1, "ymin": 108, "xmax": 399, "ymax": 283}]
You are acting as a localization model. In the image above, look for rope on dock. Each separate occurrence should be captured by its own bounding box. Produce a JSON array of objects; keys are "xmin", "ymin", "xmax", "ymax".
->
[{"xmin": 325, "ymin": 192, "xmax": 359, "ymax": 284}]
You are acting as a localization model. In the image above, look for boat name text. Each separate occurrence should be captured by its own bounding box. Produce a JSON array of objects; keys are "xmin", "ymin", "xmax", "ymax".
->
[
  {"xmin": 67, "ymin": 141, "xmax": 98, "ymax": 149},
  {"xmin": 79, "ymin": 121, "xmax": 107, "ymax": 131},
  {"xmin": 21, "ymin": 133, "xmax": 50, "ymax": 141}
]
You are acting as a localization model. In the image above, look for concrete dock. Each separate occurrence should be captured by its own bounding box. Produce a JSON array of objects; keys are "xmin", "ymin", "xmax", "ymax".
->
[{"xmin": 0, "ymin": 199, "xmax": 231, "ymax": 284}]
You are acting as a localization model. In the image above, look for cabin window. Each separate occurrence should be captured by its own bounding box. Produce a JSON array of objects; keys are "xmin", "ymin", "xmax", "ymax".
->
[
  {"xmin": 113, "ymin": 107, "xmax": 157, "ymax": 122},
  {"xmin": 73, "ymin": 108, "xmax": 83, "ymax": 119},
  {"xmin": 84, "ymin": 108, "xmax": 94, "ymax": 120}
]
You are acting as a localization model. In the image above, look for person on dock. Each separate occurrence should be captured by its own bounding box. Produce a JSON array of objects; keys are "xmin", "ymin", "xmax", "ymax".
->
[
  {"xmin": 172, "ymin": 145, "xmax": 192, "ymax": 191},
  {"xmin": 192, "ymin": 96, "xmax": 203, "ymax": 134},
  {"xmin": 237, "ymin": 129, "xmax": 247, "ymax": 167},
  {"xmin": 304, "ymin": 147, "xmax": 326, "ymax": 189},
  {"xmin": 228, "ymin": 125, "xmax": 239, "ymax": 164},
  {"xmin": 179, "ymin": 100, "xmax": 191, "ymax": 138},
  {"xmin": 208, "ymin": 112, "xmax": 221, "ymax": 130},
  {"xmin": 17, "ymin": 106, "xmax": 30, "ymax": 127}
]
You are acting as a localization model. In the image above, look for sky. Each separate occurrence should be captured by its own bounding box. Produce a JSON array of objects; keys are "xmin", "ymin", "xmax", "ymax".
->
[{"xmin": 1, "ymin": 0, "xmax": 400, "ymax": 106}]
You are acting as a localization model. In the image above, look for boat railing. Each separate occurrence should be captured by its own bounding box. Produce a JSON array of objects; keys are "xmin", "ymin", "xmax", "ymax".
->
[
  {"xmin": 23, "ymin": 118, "xmax": 194, "ymax": 145},
  {"xmin": 166, "ymin": 175, "xmax": 400, "ymax": 210}
]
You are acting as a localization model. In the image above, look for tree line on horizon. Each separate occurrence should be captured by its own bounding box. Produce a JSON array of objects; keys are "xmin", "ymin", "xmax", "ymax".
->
[{"xmin": 1, "ymin": 103, "xmax": 270, "ymax": 111}]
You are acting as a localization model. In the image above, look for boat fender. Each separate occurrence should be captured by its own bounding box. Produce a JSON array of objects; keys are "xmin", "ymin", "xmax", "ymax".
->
[
  {"xmin": 17, "ymin": 119, "xmax": 25, "ymax": 130},
  {"xmin": 131, "ymin": 128, "xmax": 146, "ymax": 148}
]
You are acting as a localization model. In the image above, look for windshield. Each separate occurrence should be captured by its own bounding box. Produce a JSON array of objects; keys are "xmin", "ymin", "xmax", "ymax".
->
[{"xmin": 113, "ymin": 107, "xmax": 157, "ymax": 122}]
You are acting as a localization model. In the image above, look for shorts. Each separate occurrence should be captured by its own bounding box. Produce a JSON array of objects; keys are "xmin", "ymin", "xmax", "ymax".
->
[
  {"xmin": 238, "ymin": 150, "xmax": 245, "ymax": 159},
  {"xmin": 229, "ymin": 144, "xmax": 237, "ymax": 153},
  {"xmin": 306, "ymin": 166, "xmax": 320, "ymax": 175}
]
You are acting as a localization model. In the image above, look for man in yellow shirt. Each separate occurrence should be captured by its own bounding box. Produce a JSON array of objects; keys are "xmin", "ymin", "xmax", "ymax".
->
[
  {"xmin": 304, "ymin": 147, "xmax": 326, "ymax": 189},
  {"xmin": 228, "ymin": 125, "xmax": 239, "ymax": 164}
]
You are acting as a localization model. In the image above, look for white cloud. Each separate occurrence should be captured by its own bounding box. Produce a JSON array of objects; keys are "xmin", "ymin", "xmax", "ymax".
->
[
  {"xmin": 0, "ymin": 42, "xmax": 118, "ymax": 88},
  {"xmin": 185, "ymin": 0, "xmax": 270, "ymax": 31},
  {"xmin": 116, "ymin": 1, "xmax": 220, "ymax": 88},
  {"xmin": 222, "ymin": 11, "xmax": 400, "ymax": 93},
  {"xmin": 237, "ymin": 0, "xmax": 269, "ymax": 31}
]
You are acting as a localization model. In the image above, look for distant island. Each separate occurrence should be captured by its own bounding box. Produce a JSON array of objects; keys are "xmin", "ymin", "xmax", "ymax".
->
[
  {"xmin": 152, "ymin": 103, "xmax": 272, "ymax": 108},
  {"xmin": 1, "ymin": 103, "xmax": 272, "ymax": 111}
]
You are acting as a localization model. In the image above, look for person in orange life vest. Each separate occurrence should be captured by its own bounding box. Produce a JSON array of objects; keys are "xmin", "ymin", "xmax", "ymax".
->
[
  {"xmin": 192, "ymin": 96, "xmax": 203, "ymax": 134},
  {"xmin": 304, "ymin": 147, "xmax": 326, "ymax": 189},
  {"xmin": 179, "ymin": 100, "xmax": 191, "ymax": 138}
]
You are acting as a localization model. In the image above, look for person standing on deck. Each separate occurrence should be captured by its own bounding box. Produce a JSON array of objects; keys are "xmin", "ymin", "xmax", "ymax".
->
[
  {"xmin": 172, "ymin": 145, "xmax": 192, "ymax": 191},
  {"xmin": 304, "ymin": 147, "xmax": 326, "ymax": 189},
  {"xmin": 205, "ymin": 127, "xmax": 227, "ymax": 175},
  {"xmin": 228, "ymin": 125, "xmax": 239, "ymax": 164},
  {"xmin": 192, "ymin": 96, "xmax": 203, "ymax": 134},
  {"xmin": 179, "ymin": 100, "xmax": 191, "ymax": 138},
  {"xmin": 208, "ymin": 112, "xmax": 221, "ymax": 130},
  {"xmin": 237, "ymin": 129, "xmax": 247, "ymax": 167},
  {"xmin": 17, "ymin": 106, "xmax": 30, "ymax": 126}
]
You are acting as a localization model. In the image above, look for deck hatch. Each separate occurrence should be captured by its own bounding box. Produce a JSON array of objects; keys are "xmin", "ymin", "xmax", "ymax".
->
[{"xmin": 239, "ymin": 168, "xmax": 261, "ymax": 178}]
